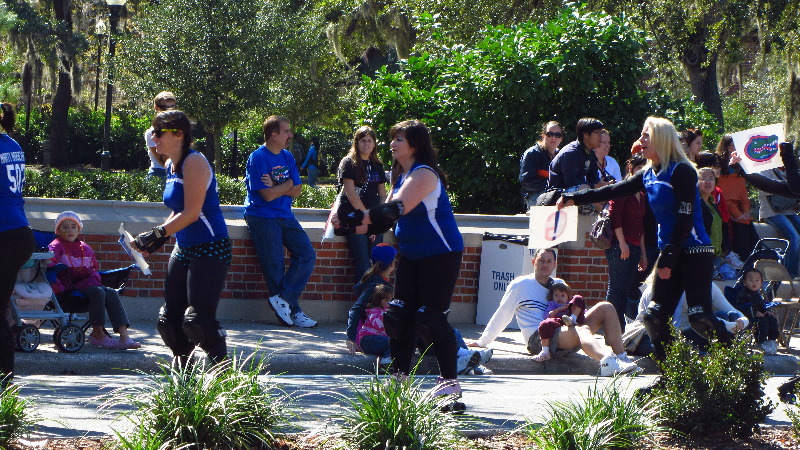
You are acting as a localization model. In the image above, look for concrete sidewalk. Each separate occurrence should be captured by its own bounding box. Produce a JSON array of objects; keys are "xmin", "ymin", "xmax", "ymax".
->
[{"xmin": 13, "ymin": 320, "xmax": 800, "ymax": 377}]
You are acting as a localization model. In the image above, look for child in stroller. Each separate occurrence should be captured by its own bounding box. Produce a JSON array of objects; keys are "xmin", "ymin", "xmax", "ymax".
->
[{"xmin": 48, "ymin": 211, "xmax": 140, "ymax": 350}]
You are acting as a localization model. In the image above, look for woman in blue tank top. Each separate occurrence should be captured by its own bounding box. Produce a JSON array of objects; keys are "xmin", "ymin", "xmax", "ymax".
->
[
  {"xmin": 333, "ymin": 120, "xmax": 465, "ymax": 407},
  {"xmin": 559, "ymin": 117, "xmax": 732, "ymax": 362},
  {"xmin": 0, "ymin": 103, "xmax": 35, "ymax": 384},
  {"xmin": 132, "ymin": 110, "xmax": 229, "ymax": 365}
]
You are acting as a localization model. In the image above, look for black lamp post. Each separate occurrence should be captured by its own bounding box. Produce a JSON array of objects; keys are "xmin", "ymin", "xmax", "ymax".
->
[
  {"xmin": 101, "ymin": 0, "xmax": 126, "ymax": 171},
  {"xmin": 94, "ymin": 18, "xmax": 107, "ymax": 112}
]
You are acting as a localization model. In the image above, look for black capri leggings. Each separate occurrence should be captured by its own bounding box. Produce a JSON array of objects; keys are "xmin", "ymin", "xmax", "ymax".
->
[
  {"xmin": 162, "ymin": 239, "xmax": 231, "ymax": 362},
  {"xmin": 0, "ymin": 226, "xmax": 35, "ymax": 379},
  {"xmin": 390, "ymin": 251, "xmax": 462, "ymax": 379}
]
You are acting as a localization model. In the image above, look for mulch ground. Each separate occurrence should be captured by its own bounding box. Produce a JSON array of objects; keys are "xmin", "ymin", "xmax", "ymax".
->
[{"xmin": 12, "ymin": 427, "xmax": 799, "ymax": 449}]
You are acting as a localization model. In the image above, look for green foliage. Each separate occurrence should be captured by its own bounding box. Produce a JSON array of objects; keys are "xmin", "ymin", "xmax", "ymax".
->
[
  {"xmin": 651, "ymin": 330, "xmax": 774, "ymax": 438},
  {"xmin": 331, "ymin": 374, "xmax": 468, "ymax": 449},
  {"xmin": 0, "ymin": 384, "xmax": 40, "ymax": 447},
  {"xmin": 23, "ymin": 167, "xmax": 338, "ymax": 208},
  {"xmin": 105, "ymin": 352, "xmax": 292, "ymax": 449},
  {"xmin": 525, "ymin": 379, "xmax": 664, "ymax": 450},
  {"xmin": 788, "ymin": 403, "xmax": 800, "ymax": 440},
  {"xmin": 13, "ymin": 107, "xmax": 151, "ymax": 170},
  {"xmin": 721, "ymin": 55, "xmax": 788, "ymax": 133},
  {"xmin": 359, "ymin": 6, "xmax": 719, "ymax": 214}
]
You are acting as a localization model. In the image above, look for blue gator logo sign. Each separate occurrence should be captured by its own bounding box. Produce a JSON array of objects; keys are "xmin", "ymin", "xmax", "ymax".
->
[{"xmin": 744, "ymin": 134, "xmax": 779, "ymax": 162}]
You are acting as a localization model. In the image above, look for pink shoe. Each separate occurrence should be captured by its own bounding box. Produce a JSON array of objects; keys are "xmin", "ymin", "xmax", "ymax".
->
[
  {"xmin": 429, "ymin": 377, "xmax": 462, "ymax": 399},
  {"xmin": 116, "ymin": 337, "xmax": 141, "ymax": 350},
  {"xmin": 88, "ymin": 334, "xmax": 117, "ymax": 350}
]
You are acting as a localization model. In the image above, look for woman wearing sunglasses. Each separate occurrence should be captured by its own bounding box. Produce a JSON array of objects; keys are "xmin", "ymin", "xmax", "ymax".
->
[
  {"xmin": 519, "ymin": 121, "xmax": 563, "ymax": 208},
  {"xmin": 132, "ymin": 110, "xmax": 230, "ymax": 366}
]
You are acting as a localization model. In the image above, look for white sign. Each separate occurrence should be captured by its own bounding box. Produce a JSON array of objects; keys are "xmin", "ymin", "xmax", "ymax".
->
[
  {"xmin": 731, "ymin": 123, "xmax": 785, "ymax": 173},
  {"xmin": 528, "ymin": 205, "xmax": 578, "ymax": 248}
]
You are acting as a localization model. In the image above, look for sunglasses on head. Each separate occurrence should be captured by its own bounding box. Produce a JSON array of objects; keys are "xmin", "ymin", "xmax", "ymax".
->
[
  {"xmin": 157, "ymin": 103, "xmax": 176, "ymax": 110},
  {"xmin": 153, "ymin": 128, "xmax": 179, "ymax": 138},
  {"xmin": 545, "ymin": 131, "xmax": 563, "ymax": 138}
]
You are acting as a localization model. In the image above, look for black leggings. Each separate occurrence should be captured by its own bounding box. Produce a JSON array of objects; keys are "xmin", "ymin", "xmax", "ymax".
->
[
  {"xmin": 390, "ymin": 251, "xmax": 462, "ymax": 379},
  {"xmin": 0, "ymin": 227, "xmax": 34, "ymax": 380},
  {"xmin": 648, "ymin": 249, "xmax": 731, "ymax": 360},
  {"xmin": 162, "ymin": 241, "xmax": 230, "ymax": 362}
]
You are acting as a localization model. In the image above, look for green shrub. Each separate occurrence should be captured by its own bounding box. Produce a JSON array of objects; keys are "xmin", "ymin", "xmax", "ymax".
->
[
  {"xmin": 331, "ymin": 374, "xmax": 469, "ymax": 450},
  {"xmin": 788, "ymin": 404, "xmax": 800, "ymax": 440},
  {"xmin": 104, "ymin": 352, "xmax": 292, "ymax": 449},
  {"xmin": 0, "ymin": 384, "xmax": 40, "ymax": 447},
  {"xmin": 24, "ymin": 168, "xmax": 338, "ymax": 208},
  {"xmin": 359, "ymin": 5, "xmax": 720, "ymax": 214},
  {"xmin": 650, "ymin": 330, "xmax": 773, "ymax": 438},
  {"xmin": 525, "ymin": 378, "xmax": 664, "ymax": 450}
]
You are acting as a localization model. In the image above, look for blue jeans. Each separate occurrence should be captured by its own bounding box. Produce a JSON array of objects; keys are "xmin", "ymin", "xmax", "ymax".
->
[
  {"xmin": 306, "ymin": 166, "xmax": 319, "ymax": 187},
  {"xmin": 360, "ymin": 334, "xmax": 390, "ymax": 358},
  {"xmin": 605, "ymin": 241, "xmax": 641, "ymax": 328},
  {"xmin": 766, "ymin": 213, "xmax": 800, "ymax": 277},
  {"xmin": 346, "ymin": 233, "xmax": 383, "ymax": 284},
  {"xmin": 245, "ymin": 215, "xmax": 316, "ymax": 315}
]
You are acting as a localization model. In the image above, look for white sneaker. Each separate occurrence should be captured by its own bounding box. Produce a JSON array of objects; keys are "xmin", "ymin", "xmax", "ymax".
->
[
  {"xmin": 291, "ymin": 311, "xmax": 318, "ymax": 328},
  {"xmin": 762, "ymin": 340, "xmax": 778, "ymax": 355},
  {"xmin": 472, "ymin": 365, "xmax": 493, "ymax": 375},
  {"xmin": 268, "ymin": 295, "xmax": 292, "ymax": 326},
  {"xmin": 617, "ymin": 359, "xmax": 642, "ymax": 375},
  {"xmin": 429, "ymin": 377, "xmax": 462, "ymax": 399},
  {"xmin": 456, "ymin": 351, "xmax": 480, "ymax": 375},
  {"xmin": 599, "ymin": 354, "xmax": 621, "ymax": 377},
  {"xmin": 474, "ymin": 347, "xmax": 493, "ymax": 365},
  {"xmin": 379, "ymin": 356, "xmax": 392, "ymax": 365}
]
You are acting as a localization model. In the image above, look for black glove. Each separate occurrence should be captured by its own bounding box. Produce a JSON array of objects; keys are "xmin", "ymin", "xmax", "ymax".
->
[
  {"xmin": 334, "ymin": 201, "xmax": 364, "ymax": 236},
  {"xmin": 134, "ymin": 225, "xmax": 169, "ymax": 254}
]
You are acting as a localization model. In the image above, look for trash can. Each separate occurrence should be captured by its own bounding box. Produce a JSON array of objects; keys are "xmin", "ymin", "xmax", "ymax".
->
[{"xmin": 476, "ymin": 233, "xmax": 537, "ymax": 328}]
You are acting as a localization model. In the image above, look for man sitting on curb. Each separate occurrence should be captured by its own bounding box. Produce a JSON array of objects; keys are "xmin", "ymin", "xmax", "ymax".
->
[{"xmin": 466, "ymin": 248, "xmax": 640, "ymax": 376}]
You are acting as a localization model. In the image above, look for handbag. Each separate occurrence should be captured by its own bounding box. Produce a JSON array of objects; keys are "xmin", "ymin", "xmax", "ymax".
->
[
  {"xmin": 767, "ymin": 194, "xmax": 800, "ymax": 214},
  {"xmin": 589, "ymin": 206, "xmax": 613, "ymax": 250},
  {"xmin": 766, "ymin": 169, "xmax": 800, "ymax": 214}
]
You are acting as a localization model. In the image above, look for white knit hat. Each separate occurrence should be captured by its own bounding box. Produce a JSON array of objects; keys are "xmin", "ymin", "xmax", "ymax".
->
[{"xmin": 54, "ymin": 211, "xmax": 83, "ymax": 233}]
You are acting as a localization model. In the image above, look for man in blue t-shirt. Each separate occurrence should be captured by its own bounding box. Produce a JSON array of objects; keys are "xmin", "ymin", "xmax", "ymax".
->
[{"xmin": 244, "ymin": 116, "xmax": 317, "ymax": 328}]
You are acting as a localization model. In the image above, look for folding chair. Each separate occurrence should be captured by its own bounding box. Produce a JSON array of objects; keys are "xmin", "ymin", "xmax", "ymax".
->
[{"xmin": 754, "ymin": 259, "xmax": 800, "ymax": 347}]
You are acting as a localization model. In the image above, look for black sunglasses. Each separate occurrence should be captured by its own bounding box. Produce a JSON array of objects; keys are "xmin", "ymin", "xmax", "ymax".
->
[
  {"xmin": 153, "ymin": 128, "xmax": 179, "ymax": 138},
  {"xmin": 157, "ymin": 103, "xmax": 176, "ymax": 110},
  {"xmin": 545, "ymin": 131, "xmax": 563, "ymax": 138}
]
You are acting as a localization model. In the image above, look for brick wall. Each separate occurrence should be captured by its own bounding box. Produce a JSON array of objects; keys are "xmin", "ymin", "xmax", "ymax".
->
[
  {"xmin": 79, "ymin": 233, "xmax": 484, "ymax": 306},
  {"xmin": 78, "ymin": 231, "xmax": 602, "ymax": 306}
]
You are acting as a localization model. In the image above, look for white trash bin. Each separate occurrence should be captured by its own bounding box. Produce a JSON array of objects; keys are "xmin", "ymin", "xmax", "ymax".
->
[{"xmin": 476, "ymin": 233, "xmax": 538, "ymax": 328}]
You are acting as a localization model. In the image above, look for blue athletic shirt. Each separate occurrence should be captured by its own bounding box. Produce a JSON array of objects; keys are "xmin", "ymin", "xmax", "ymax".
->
[
  {"xmin": 393, "ymin": 163, "xmax": 464, "ymax": 259},
  {"xmin": 643, "ymin": 161, "xmax": 710, "ymax": 249},
  {"xmin": 244, "ymin": 146, "xmax": 301, "ymax": 219},
  {"xmin": 163, "ymin": 151, "xmax": 228, "ymax": 247},
  {"xmin": 0, "ymin": 134, "xmax": 28, "ymax": 232}
]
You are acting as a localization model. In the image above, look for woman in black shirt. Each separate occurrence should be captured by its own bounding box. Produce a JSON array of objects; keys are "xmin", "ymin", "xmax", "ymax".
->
[{"xmin": 337, "ymin": 126, "xmax": 388, "ymax": 282}]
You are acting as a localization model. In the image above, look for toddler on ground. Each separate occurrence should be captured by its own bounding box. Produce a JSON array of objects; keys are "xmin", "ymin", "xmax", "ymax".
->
[
  {"xmin": 48, "ymin": 211, "xmax": 140, "ymax": 350},
  {"xmin": 532, "ymin": 282, "xmax": 586, "ymax": 362}
]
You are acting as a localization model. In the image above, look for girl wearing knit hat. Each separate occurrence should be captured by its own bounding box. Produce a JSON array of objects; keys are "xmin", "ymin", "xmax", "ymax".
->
[{"xmin": 48, "ymin": 211, "xmax": 140, "ymax": 350}]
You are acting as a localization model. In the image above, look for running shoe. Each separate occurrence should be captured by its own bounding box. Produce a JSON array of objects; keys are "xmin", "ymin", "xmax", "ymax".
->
[
  {"xmin": 268, "ymin": 295, "xmax": 293, "ymax": 326},
  {"xmin": 291, "ymin": 311, "xmax": 318, "ymax": 328}
]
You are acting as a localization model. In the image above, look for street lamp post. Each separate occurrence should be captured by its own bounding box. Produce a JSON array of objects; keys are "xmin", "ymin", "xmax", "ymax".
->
[
  {"xmin": 94, "ymin": 18, "xmax": 107, "ymax": 112},
  {"xmin": 101, "ymin": 0, "xmax": 126, "ymax": 171}
]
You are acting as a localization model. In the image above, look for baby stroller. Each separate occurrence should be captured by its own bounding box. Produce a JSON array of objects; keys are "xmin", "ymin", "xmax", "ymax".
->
[
  {"xmin": 725, "ymin": 238, "xmax": 790, "ymax": 300},
  {"xmin": 9, "ymin": 230, "xmax": 138, "ymax": 353}
]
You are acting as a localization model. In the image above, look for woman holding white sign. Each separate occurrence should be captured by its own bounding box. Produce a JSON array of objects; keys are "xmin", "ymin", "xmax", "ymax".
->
[
  {"xmin": 557, "ymin": 117, "xmax": 731, "ymax": 362},
  {"xmin": 730, "ymin": 142, "xmax": 800, "ymax": 276}
]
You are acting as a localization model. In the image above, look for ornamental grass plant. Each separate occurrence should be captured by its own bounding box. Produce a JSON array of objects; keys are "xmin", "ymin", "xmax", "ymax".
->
[
  {"xmin": 0, "ymin": 383, "xmax": 40, "ymax": 448},
  {"xmin": 328, "ymin": 370, "xmax": 470, "ymax": 450},
  {"xmin": 524, "ymin": 378, "xmax": 664, "ymax": 450},
  {"xmin": 102, "ymin": 351, "xmax": 292, "ymax": 450}
]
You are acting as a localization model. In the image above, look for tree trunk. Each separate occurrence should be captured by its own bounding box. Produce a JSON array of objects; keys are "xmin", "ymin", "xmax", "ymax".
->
[
  {"xmin": 49, "ymin": 65, "xmax": 71, "ymax": 167},
  {"xmin": 786, "ymin": 50, "xmax": 800, "ymax": 142},
  {"xmin": 681, "ymin": 47, "xmax": 725, "ymax": 128}
]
